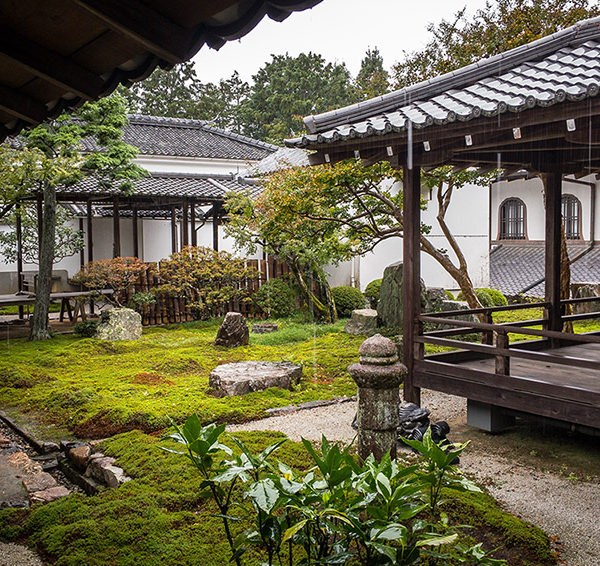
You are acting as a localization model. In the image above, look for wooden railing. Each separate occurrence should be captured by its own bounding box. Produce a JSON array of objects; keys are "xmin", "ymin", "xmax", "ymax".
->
[{"xmin": 416, "ymin": 297, "xmax": 600, "ymax": 376}]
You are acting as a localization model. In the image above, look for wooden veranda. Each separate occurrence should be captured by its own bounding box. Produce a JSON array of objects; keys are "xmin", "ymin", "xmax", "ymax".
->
[{"xmin": 286, "ymin": 17, "xmax": 600, "ymax": 430}]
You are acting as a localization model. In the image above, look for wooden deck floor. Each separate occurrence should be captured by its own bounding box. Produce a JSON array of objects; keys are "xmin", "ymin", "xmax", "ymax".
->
[{"xmin": 461, "ymin": 343, "xmax": 600, "ymax": 394}]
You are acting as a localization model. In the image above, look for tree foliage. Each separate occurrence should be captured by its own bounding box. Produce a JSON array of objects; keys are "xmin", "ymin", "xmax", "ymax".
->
[
  {"xmin": 153, "ymin": 246, "xmax": 257, "ymax": 319},
  {"xmin": 392, "ymin": 0, "xmax": 600, "ymax": 88},
  {"xmin": 242, "ymin": 52, "xmax": 357, "ymax": 144},
  {"xmin": 355, "ymin": 47, "xmax": 390, "ymax": 100}
]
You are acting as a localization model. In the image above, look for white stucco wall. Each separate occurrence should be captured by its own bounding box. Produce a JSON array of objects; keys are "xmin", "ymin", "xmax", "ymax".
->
[
  {"xmin": 490, "ymin": 174, "xmax": 599, "ymax": 242},
  {"xmin": 328, "ymin": 181, "xmax": 490, "ymax": 291}
]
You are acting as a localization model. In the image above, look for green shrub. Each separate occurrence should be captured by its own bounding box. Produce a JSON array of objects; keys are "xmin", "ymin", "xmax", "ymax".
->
[
  {"xmin": 457, "ymin": 289, "xmax": 495, "ymax": 307},
  {"xmin": 364, "ymin": 278, "xmax": 382, "ymax": 308},
  {"xmin": 445, "ymin": 289, "xmax": 454, "ymax": 300},
  {"xmin": 73, "ymin": 320, "xmax": 99, "ymax": 337},
  {"xmin": 253, "ymin": 278, "xmax": 297, "ymax": 317},
  {"xmin": 332, "ymin": 285, "xmax": 365, "ymax": 317},
  {"xmin": 480, "ymin": 288, "xmax": 508, "ymax": 306}
]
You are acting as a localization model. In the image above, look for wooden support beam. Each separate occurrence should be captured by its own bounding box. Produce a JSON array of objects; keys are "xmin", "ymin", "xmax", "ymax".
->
[
  {"xmin": 402, "ymin": 165, "xmax": 422, "ymax": 405},
  {"xmin": 170, "ymin": 206, "xmax": 177, "ymax": 254},
  {"xmin": 0, "ymin": 28, "xmax": 103, "ymax": 99},
  {"xmin": 112, "ymin": 198, "xmax": 120, "ymax": 258},
  {"xmin": 78, "ymin": 218, "xmax": 85, "ymax": 269},
  {"xmin": 190, "ymin": 202, "xmax": 197, "ymax": 247},
  {"xmin": 544, "ymin": 172, "xmax": 562, "ymax": 340},
  {"xmin": 86, "ymin": 199, "xmax": 93, "ymax": 263},
  {"xmin": 182, "ymin": 199, "xmax": 189, "ymax": 248},
  {"xmin": 132, "ymin": 207, "xmax": 139, "ymax": 259},
  {"xmin": 0, "ymin": 85, "xmax": 48, "ymax": 124},
  {"xmin": 213, "ymin": 204, "xmax": 220, "ymax": 251},
  {"xmin": 71, "ymin": 0, "xmax": 193, "ymax": 65}
]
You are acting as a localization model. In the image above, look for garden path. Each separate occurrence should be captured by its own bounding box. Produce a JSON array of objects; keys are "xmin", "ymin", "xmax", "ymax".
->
[{"xmin": 229, "ymin": 389, "xmax": 600, "ymax": 566}]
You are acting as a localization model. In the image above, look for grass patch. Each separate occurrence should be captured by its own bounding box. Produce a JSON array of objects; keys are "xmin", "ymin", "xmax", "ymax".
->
[
  {"xmin": 0, "ymin": 319, "xmax": 361, "ymax": 438},
  {"xmin": 0, "ymin": 430, "xmax": 555, "ymax": 566}
]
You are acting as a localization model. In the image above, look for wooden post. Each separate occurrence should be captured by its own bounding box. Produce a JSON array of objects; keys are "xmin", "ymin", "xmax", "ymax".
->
[
  {"xmin": 402, "ymin": 165, "xmax": 422, "ymax": 405},
  {"xmin": 16, "ymin": 205, "xmax": 24, "ymax": 319},
  {"xmin": 112, "ymin": 197, "xmax": 120, "ymax": 258},
  {"xmin": 213, "ymin": 203, "xmax": 220, "ymax": 251},
  {"xmin": 190, "ymin": 202, "xmax": 197, "ymax": 246},
  {"xmin": 545, "ymin": 172, "xmax": 562, "ymax": 344},
  {"xmin": 170, "ymin": 206, "xmax": 177, "ymax": 254},
  {"xmin": 494, "ymin": 330, "xmax": 510, "ymax": 375},
  {"xmin": 86, "ymin": 199, "xmax": 94, "ymax": 314},
  {"xmin": 78, "ymin": 218, "xmax": 85, "ymax": 270},
  {"xmin": 132, "ymin": 207, "xmax": 139, "ymax": 259},
  {"xmin": 182, "ymin": 199, "xmax": 189, "ymax": 248},
  {"xmin": 482, "ymin": 311, "xmax": 494, "ymax": 345}
]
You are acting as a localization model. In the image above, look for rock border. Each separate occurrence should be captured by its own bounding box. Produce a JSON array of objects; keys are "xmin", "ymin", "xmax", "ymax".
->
[{"xmin": 265, "ymin": 396, "xmax": 356, "ymax": 417}]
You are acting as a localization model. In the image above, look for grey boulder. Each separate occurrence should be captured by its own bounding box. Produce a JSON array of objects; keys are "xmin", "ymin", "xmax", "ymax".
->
[{"xmin": 209, "ymin": 361, "xmax": 302, "ymax": 396}]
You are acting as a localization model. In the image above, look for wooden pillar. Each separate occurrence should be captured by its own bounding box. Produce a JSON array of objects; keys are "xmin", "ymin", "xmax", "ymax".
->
[
  {"xmin": 86, "ymin": 199, "xmax": 93, "ymax": 263},
  {"xmin": 16, "ymin": 205, "xmax": 24, "ymax": 318},
  {"xmin": 213, "ymin": 203, "xmax": 220, "ymax": 251},
  {"xmin": 112, "ymin": 197, "xmax": 121, "ymax": 258},
  {"xmin": 170, "ymin": 206, "xmax": 177, "ymax": 253},
  {"xmin": 402, "ymin": 165, "xmax": 422, "ymax": 405},
  {"xmin": 545, "ymin": 172, "xmax": 562, "ymax": 339},
  {"xmin": 78, "ymin": 218, "xmax": 85, "ymax": 269},
  {"xmin": 182, "ymin": 199, "xmax": 189, "ymax": 248},
  {"xmin": 190, "ymin": 202, "xmax": 197, "ymax": 247},
  {"xmin": 132, "ymin": 207, "xmax": 139, "ymax": 259}
]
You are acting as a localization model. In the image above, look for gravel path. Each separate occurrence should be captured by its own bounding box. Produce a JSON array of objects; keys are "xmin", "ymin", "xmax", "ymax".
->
[
  {"xmin": 0, "ymin": 543, "xmax": 43, "ymax": 566},
  {"xmin": 229, "ymin": 390, "xmax": 600, "ymax": 566}
]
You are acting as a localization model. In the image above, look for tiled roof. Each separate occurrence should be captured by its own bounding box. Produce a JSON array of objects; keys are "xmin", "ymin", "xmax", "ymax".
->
[
  {"xmin": 81, "ymin": 115, "xmax": 279, "ymax": 161},
  {"xmin": 248, "ymin": 147, "xmax": 311, "ymax": 176},
  {"xmin": 58, "ymin": 172, "xmax": 259, "ymax": 200},
  {"xmin": 490, "ymin": 243, "xmax": 600, "ymax": 297},
  {"xmin": 287, "ymin": 17, "xmax": 600, "ymax": 148}
]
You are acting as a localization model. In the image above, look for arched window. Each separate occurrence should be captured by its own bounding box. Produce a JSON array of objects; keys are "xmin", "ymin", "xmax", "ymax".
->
[
  {"xmin": 561, "ymin": 194, "xmax": 581, "ymax": 240},
  {"xmin": 499, "ymin": 198, "xmax": 526, "ymax": 240}
]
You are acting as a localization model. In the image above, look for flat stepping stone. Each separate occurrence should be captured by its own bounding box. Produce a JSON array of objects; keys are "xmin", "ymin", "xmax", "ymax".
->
[{"xmin": 209, "ymin": 361, "xmax": 302, "ymax": 396}]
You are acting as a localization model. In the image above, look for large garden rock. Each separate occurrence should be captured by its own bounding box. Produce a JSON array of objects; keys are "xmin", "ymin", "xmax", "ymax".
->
[
  {"xmin": 215, "ymin": 312, "xmax": 249, "ymax": 348},
  {"xmin": 95, "ymin": 308, "xmax": 142, "ymax": 341},
  {"xmin": 377, "ymin": 262, "xmax": 426, "ymax": 330},
  {"xmin": 209, "ymin": 361, "xmax": 302, "ymax": 396},
  {"xmin": 425, "ymin": 287, "xmax": 447, "ymax": 312},
  {"xmin": 571, "ymin": 283, "xmax": 600, "ymax": 315},
  {"xmin": 345, "ymin": 309, "xmax": 378, "ymax": 335}
]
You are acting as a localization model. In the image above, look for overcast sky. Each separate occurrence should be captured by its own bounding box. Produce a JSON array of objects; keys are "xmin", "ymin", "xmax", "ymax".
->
[{"xmin": 192, "ymin": 0, "xmax": 490, "ymax": 84}]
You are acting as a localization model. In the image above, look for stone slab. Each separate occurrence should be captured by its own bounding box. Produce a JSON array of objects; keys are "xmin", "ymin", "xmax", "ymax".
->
[
  {"xmin": 344, "ymin": 309, "xmax": 378, "ymax": 336},
  {"xmin": 209, "ymin": 361, "xmax": 302, "ymax": 396}
]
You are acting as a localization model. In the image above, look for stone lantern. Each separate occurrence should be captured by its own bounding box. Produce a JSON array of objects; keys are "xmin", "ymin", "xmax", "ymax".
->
[{"xmin": 348, "ymin": 333, "xmax": 407, "ymax": 461}]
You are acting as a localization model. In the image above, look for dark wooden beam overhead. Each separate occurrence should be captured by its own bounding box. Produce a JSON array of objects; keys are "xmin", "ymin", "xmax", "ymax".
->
[
  {"xmin": 71, "ymin": 0, "xmax": 193, "ymax": 65},
  {"xmin": 0, "ymin": 84, "xmax": 48, "ymax": 124},
  {"xmin": 0, "ymin": 27, "xmax": 104, "ymax": 99}
]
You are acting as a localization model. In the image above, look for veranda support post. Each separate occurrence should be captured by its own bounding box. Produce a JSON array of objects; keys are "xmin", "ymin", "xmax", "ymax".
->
[
  {"xmin": 545, "ymin": 171, "xmax": 562, "ymax": 346},
  {"xmin": 112, "ymin": 197, "xmax": 120, "ymax": 258},
  {"xmin": 402, "ymin": 165, "xmax": 422, "ymax": 405}
]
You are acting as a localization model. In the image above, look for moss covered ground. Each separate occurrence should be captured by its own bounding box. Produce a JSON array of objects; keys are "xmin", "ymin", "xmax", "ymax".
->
[
  {"xmin": 0, "ymin": 430, "xmax": 555, "ymax": 566},
  {"xmin": 0, "ymin": 318, "xmax": 361, "ymax": 438}
]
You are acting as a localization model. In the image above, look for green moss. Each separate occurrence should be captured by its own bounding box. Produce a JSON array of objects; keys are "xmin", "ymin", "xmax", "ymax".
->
[
  {"xmin": 441, "ymin": 488, "xmax": 556, "ymax": 565},
  {"xmin": 0, "ymin": 319, "xmax": 360, "ymax": 437}
]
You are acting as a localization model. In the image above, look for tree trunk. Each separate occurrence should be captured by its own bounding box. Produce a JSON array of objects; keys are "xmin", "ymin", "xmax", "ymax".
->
[
  {"xmin": 29, "ymin": 184, "xmax": 57, "ymax": 341},
  {"xmin": 288, "ymin": 257, "xmax": 336, "ymax": 323}
]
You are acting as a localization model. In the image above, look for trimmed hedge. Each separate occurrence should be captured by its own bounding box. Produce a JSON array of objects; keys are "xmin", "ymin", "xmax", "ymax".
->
[
  {"xmin": 253, "ymin": 278, "xmax": 297, "ymax": 317},
  {"xmin": 332, "ymin": 286, "xmax": 365, "ymax": 317},
  {"xmin": 364, "ymin": 278, "xmax": 382, "ymax": 308},
  {"xmin": 457, "ymin": 288, "xmax": 507, "ymax": 307}
]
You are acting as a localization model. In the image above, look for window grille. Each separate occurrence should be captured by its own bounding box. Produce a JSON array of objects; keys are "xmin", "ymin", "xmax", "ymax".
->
[
  {"xmin": 561, "ymin": 194, "xmax": 581, "ymax": 240},
  {"xmin": 499, "ymin": 198, "xmax": 525, "ymax": 239}
]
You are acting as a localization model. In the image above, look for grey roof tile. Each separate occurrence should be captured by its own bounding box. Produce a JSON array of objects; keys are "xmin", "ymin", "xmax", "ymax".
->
[
  {"xmin": 287, "ymin": 17, "xmax": 600, "ymax": 148},
  {"xmin": 81, "ymin": 115, "xmax": 278, "ymax": 161}
]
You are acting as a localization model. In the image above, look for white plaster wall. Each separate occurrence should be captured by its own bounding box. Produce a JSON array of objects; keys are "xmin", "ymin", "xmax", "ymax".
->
[
  {"xmin": 135, "ymin": 155, "xmax": 252, "ymax": 176},
  {"xmin": 490, "ymin": 174, "xmax": 599, "ymax": 242},
  {"xmin": 328, "ymin": 182, "xmax": 490, "ymax": 291}
]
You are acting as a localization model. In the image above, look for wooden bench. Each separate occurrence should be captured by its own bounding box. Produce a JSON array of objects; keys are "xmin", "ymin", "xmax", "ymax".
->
[{"xmin": 52, "ymin": 290, "xmax": 114, "ymax": 322}]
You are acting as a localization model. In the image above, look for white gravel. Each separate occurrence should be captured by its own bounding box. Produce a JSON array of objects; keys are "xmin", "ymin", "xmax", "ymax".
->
[
  {"xmin": 229, "ymin": 390, "xmax": 600, "ymax": 566},
  {"xmin": 0, "ymin": 543, "xmax": 43, "ymax": 566}
]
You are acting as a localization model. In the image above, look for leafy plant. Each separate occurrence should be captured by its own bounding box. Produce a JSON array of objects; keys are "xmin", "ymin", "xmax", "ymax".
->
[
  {"xmin": 332, "ymin": 285, "xmax": 366, "ymax": 317},
  {"xmin": 253, "ymin": 278, "xmax": 297, "ymax": 318},
  {"xmin": 445, "ymin": 290, "xmax": 454, "ymax": 300},
  {"xmin": 73, "ymin": 320, "xmax": 99, "ymax": 338},
  {"xmin": 165, "ymin": 416, "xmax": 505, "ymax": 566},
  {"xmin": 364, "ymin": 278, "xmax": 383, "ymax": 309},
  {"xmin": 72, "ymin": 257, "xmax": 148, "ymax": 307},
  {"xmin": 457, "ymin": 288, "xmax": 499, "ymax": 308},
  {"xmin": 128, "ymin": 292, "xmax": 156, "ymax": 312},
  {"xmin": 153, "ymin": 246, "xmax": 257, "ymax": 319}
]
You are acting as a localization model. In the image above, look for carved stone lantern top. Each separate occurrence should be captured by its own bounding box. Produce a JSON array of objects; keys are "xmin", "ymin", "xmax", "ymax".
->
[
  {"xmin": 349, "ymin": 334, "xmax": 406, "ymax": 390},
  {"xmin": 358, "ymin": 333, "xmax": 398, "ymax": 366}
]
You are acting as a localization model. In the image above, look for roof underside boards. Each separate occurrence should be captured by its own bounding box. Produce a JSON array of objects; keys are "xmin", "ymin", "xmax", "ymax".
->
[
  {"xmin": 38, "ymin": 172, "xmax": 261, "ymax": 203},
  {"xmin": 286, "ymin": 17, "xmax": 600, "ymax": 175},
  {"xmin": 0, "ymin": 0, "xmax": 322, "ymax": 140},
  {"xmin": 490, "ymin": 243, "xmax": 600, "ymax": 297},
  {"xmin": 81, "ymin": 115, "xmax": 279, "ymax": 160}
]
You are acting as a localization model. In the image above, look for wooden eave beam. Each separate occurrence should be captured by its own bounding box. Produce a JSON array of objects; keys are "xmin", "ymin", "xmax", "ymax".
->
[
  {"xmin": 0, "ymin": 28, "xmax": 104, "ymax": 99},
  {"xmin": 71, "ymin": 0, "xmax": 194, "ymax": 65},
  {"xmin": 0, "ymin": 85, "xmax": 48, "ymax": 124}
]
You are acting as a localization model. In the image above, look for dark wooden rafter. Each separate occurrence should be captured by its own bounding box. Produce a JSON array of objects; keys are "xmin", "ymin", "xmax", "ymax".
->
[
  {"xmin": 0, "ymin": 27, "xmax": 104, "ymax": 99},
  {"xmin": 0, "ymin": 85, "xmax": 48, "ymax": 124},
  {"xmin": 71, "ymin": 0, "xmax": 194, "ymax": 65}
]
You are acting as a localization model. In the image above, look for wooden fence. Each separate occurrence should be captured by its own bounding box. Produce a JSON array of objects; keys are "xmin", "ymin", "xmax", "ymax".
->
[{"xmin": 125, "ymin": 257, "xmax": 290, "ymax": 326}]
